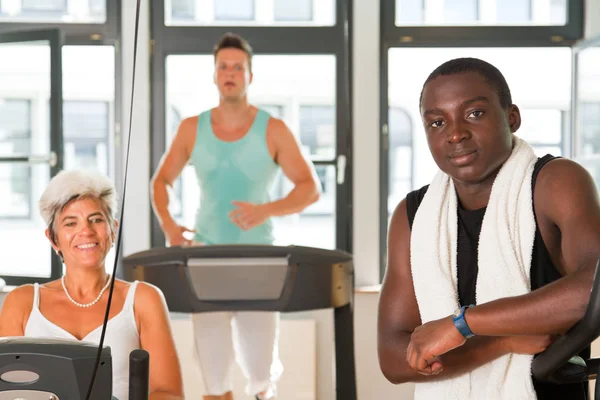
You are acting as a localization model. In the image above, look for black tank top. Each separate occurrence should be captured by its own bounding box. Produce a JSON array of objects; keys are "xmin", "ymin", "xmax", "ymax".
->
[{"xmin": 405, "ymin": 154, "xmax": 589, "ymax": 400}]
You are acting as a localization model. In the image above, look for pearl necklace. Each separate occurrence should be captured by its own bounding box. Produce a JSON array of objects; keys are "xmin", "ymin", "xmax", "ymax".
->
[{"xmin": 61, "ymin": 275, "xmax": 111, "ymax": 308}]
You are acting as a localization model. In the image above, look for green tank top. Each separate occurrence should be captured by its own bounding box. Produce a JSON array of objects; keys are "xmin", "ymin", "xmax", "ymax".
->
[{"xmin": 189, "ymin": 109, "xmax": 279, "ymax": 245}]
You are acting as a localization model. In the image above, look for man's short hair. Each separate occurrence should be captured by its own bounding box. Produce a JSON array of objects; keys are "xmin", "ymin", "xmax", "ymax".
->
[
  {"xmin": 420, "ymin": 57, "xmax": 513, "ymax": 109},
  {"xmin": 213, "ymin": 32, "xmax": 253, "ymax": 72}
]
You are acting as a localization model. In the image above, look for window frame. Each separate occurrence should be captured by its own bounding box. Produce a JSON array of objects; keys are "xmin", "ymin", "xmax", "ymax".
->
[
  {"xmin": 383, "ymin": 0, "xmax": 584, "ymax": 46},
  {"xmin": 379, "ymin": 0, "xmax": 585, "ymax": 280},
  {"xmin": 150, "ymin": 0, "xmax": 353, "ymax": 254},
  {"xmin": 63, "ymin": 99, "xmax": 112, "ymax": 175},
  {"xmin": 0, "ymin": 0, "xmax": 122, "ymax": 285}
]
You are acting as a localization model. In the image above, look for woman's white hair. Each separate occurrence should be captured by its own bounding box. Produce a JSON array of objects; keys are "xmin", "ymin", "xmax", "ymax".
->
[{"xmin": 39, "ymin": 169, "xmax": 118, "ymax": 227}]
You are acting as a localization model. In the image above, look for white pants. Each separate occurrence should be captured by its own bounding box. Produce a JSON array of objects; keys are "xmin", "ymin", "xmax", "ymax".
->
[{"xmin": 191, "ymin": 311, "xmax": 283, "ymax": 396}]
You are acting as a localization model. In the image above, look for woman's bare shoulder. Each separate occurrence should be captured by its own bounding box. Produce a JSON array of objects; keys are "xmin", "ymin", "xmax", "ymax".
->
[{"xmin": 4, "ymin": 284, "xmax": 35, "ymax": 308}]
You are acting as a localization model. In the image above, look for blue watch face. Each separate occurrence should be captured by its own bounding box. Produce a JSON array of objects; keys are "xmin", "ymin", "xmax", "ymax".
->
[{"xmin": 453, "ymin": 306, "xmax": 475, "ymax": 338}]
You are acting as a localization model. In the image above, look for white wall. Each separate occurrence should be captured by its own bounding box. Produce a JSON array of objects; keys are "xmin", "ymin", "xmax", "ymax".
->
[
  {"xmin": 352, "ymin": 0, "xmax": 381, "ymax": 286},
  {"xmin": 121, "ymin": 0, "xmax": 151, "ymax": 257}
]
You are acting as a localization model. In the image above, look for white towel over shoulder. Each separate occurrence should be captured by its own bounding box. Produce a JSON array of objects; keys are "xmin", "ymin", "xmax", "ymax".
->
[{"xmin": 410, "ymin": 136, "xmax": 539, "ymax": 400}]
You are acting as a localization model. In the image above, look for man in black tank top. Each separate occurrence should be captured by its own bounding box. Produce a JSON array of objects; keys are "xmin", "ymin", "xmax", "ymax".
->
[{"xmin": 378, "ymin": 57, "xmax": 600, "ymax": 400}]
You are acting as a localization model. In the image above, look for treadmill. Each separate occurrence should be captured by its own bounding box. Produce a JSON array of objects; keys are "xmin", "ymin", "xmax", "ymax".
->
[
  {"xmin": 122, "ymin": 244, "xmax": 357, "ymax": 400},
  {"xmin": 532, "ymin": 261, "xmax": 600, "ymax": 399}
]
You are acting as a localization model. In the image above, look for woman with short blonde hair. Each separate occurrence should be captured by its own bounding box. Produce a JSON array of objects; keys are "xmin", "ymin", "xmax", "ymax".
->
[{"xmin": 0, "ymin": 169, "xmax": 184, "ymax": 400}]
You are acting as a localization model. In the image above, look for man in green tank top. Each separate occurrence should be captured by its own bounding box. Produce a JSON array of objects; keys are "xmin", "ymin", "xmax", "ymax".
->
[{"xmin": 151, "ymin": 33, "xmax": 321, "ymax": 400}]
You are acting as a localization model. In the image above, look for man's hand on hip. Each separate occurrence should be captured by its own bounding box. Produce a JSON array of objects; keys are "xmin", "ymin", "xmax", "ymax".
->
[{"xmin": 229, "ymin": 201, "xmax": 271, "ymax": 230}]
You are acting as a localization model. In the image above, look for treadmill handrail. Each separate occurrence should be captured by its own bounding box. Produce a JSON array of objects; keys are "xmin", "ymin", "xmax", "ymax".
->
[
  {"xmin": 123, "ymin": 244, "xmax": 353, "ymax": 266},
  {"xmin": 531, "ymin": 262, "xmax": 600, "ymax": 383}
]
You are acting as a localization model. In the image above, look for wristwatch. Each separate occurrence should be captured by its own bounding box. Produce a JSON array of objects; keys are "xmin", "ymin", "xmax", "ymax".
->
[{"xmin": 452, "ymin": 305, "xmax": 475, "ymax": 339}]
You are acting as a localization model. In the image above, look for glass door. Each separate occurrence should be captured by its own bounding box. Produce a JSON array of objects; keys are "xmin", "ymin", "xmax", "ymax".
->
[{"xmin": 0, "ymin": 29, "xmax": 63, "ymax": 285}]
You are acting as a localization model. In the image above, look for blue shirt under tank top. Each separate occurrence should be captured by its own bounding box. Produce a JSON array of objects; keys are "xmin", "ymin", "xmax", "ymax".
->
[{"xmin": 189, "ymin": 108, "xmax": 279, "ymax": 245}]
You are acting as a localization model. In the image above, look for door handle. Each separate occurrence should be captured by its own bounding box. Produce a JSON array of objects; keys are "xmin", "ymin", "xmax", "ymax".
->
[
  {"xmin": 337, "ymin": 154, "xmax": 347, "ymax": 185},
  {"xmin": 0, "ymin": 152, "xmax": 57, "ymax": 167}
]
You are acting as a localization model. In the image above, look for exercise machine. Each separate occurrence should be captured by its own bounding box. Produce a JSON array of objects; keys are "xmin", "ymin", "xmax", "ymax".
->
[
  {"xmin": 122, "ymin": 244, "xmax": 357, "ymax": 400},
  {"xmin": 532, "ymin": 261, "xmax": 600, "ymax": 399},
  {"xmin": 0, "ymin": 337, "xmax": 149, "ymax": 399}
]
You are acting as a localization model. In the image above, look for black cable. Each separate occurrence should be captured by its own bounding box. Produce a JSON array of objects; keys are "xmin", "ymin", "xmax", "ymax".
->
[{"xmin": 84, "ymin": 0, "xmax": 141, "ymax": 398}]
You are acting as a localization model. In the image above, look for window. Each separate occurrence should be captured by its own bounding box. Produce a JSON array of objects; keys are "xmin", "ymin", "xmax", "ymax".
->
[
  {"xmin": 299, "ymin": 105, "xmax": 335, "ymax": 214},
  {"xmin": 387, "ymin": 47, "xmax": 571, "ymax": 193},
  {"xmin": 381, "ymin": 0, "xmax": 584, "ymax": 282},
  {"xmin": 576, "ymin": 45, "xmax": 600, "ymax": 157},
  {"xmin": 89, "ymin": 0, "xmax": 105, "ymax": 16},
  {"xmin": 550, "ymin": 0, "xmax": 568, "ymax": 25},
  {"xmin": 170, "ymin": 0, "xmax": 195, "ymax": 21},
  {"xmin": 395, "ymin": 0, "xmax": 423, "ymax": 24},
  {"xmin": 274, "ymin": 0, "xmax": 312, "ymax": 22},
  {"xmin": 387, "ymin": 107, "xmax": 412, "ymax": 215},
  {"xmin": 581, "ymin": 103, "xmax": 600, "ymax": 155},
  {"xmin": 167, "ymin": 105, "xmax": 184, "ymax": 219},
  {"xmin": 497, "ymin": 0, "xmax": 531, "ymax": 24},
  {"xmin": 21, "ymin": 0, "xmax": 65, "ymax": 13},
  {"xmin": 63, "ymin": 101, "xmax": 110, "ymax": 175},
  {"xmin": 61, "ymin": 45, "xmax": 115, "ymax": 180},
  {"xmin": 0, "ymin": 5, "xmax": 119, "ymax": 284},
  {"xmin": 299, "ymin": 105, "xmax": 335, "ymax": 159},
  {"xmin": 0, "ymin": 37, "xmax": 54, "ymax": 281},
  {"xmin": 0, "ymin": 99, "xmax": 31, "ymax": 219},
  {"xmin": 258, "ymin": 104, "xmax": 283, "ymax": 119},
  {"xmin": 214, "ymin": 0, "xmax": 254, "ymax": 21},
  {"xmin": 381, "ymin": 45, "xmax": 573, "ymax": 279},
  {"xmin": 445, "ymin": 0, "xmax": 478, "ymax": 24},
  {"xmin": 165, "ymin": 0, "xmax": 335, "ymax": 26},
  {"xmin": 0, "ymin": 0, "xmax": 107, "ymax": 23},
  {"xmin": 574, "ymin": 41, "xmax": 600, "ymax": 191},
  {"xmin": 393, "ymin": 0, "xmax": 571, "ymax": 28},
  {"xmin": 154, "ymin": 0, "xmax": 351, "ymax": 255},
  {"xmin": 576, "ymin": 105, "xmax": 600, "ymax": 191},
  {"xmin": 22, "ymin": 0, "xmax": 64, "ymax": 11},
  {"xmin": 518, "ymin": 108, "xmax": 564, "ymax": 156}
]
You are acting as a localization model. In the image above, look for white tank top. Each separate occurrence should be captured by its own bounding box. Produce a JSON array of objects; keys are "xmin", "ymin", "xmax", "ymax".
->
[{"xmin": 24, "ymin": 281, "xmax": 141, "ymax": 400}]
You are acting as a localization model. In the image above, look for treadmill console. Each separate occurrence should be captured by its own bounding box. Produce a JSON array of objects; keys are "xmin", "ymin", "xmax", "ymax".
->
[{"xmin": 123, "ymin": 244, "xmax": 354, "ymax": 313}]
